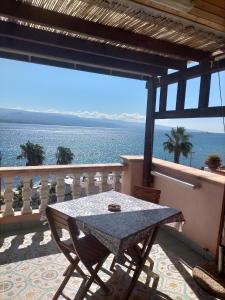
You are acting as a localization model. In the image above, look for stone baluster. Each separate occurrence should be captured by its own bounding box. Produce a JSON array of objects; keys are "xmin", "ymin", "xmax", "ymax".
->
[
  {"xmin": 72, "ymin": 174, "xmax": 81, "ymax": 199},
  {"xmin": 87, "ymin": 172, "xmax": 99, "ymax": 195},
  {"xmin": 3, "ymin": 176, "xmax": 14, "ymax": 217},
  {"xmin": 21, "ymin": 176, "xmax": 32, "ymax": 214},
  {"xmin": 80, "ymin": 173, "xmax": 88, "ymax": 197},
  {"xmin": 56, "ymin": 175, "xmax": 65, "ymax": 202},
  {"xmin": 108, "ymin": 172, "xmax": 114, "ymax": 190},
  {"xmin": 94, "ymin": 172, "xmax": 102, "ymax": 193},
  {"xmin": 111, "ymin": 172, "xmax": 122, "ymax": 192},
  {"xmin": 101, "ymin": 172, "xmax": 112, "ymax": 192},
  {"xmin": 39, "ymin": 175, "xmax": 49, "ymax": 216}
]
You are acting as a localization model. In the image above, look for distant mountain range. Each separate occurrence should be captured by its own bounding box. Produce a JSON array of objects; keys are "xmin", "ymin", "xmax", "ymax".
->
[
  {"xmin": 0, "ymin": 107, "xmax": 137, "ymax": 128},
  {"xmin": 0, "ymin": 107, "xmax": 169, "ymax": 130}
]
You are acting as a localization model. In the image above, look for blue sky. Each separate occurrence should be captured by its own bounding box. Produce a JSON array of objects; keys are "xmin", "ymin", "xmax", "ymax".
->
[{"xmin": 0, "ymin": 57, "xmax": 224, "ymax": 132}]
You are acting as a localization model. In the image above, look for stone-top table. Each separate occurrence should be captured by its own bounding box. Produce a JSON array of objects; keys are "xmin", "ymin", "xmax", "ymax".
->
[{"xmin": 49, "ymin": 191, "xmax": 184, "ymax": 256}]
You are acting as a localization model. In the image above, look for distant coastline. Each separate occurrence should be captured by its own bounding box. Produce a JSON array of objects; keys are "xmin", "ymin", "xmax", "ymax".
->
[
  {"xmin": 0, "ymin": 107, "xmax": 145, "ymax": 129},
  {"xmin": 0, "ymin": 107, "xmax": 221, "ymax": 133}
]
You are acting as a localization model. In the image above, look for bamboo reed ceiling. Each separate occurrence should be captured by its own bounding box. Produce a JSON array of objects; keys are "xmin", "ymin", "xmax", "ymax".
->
[{"xmin": 2, "ymin": 0, "xmax": 225, "ymax": 60}]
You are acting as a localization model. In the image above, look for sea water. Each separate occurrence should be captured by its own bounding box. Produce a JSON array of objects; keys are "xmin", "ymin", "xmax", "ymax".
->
[{"xmin": 0, "ymin": 122, "xmax": 224, "ymax": 168}]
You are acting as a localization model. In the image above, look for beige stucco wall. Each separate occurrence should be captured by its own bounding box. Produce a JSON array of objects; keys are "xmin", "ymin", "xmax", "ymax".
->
[{"xmin": 121, "ymin": 155, "xmax": 225, "ymax": 256}]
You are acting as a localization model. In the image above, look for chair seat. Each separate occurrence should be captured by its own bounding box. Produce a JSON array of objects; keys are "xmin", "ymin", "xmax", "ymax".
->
[
  {"xmin": 61, "ymin": 235, "xmax": 110, "ymax": 266},
  {"xmin": 78, "ymin": 235, "xmax": 110, "ymax": 266}
]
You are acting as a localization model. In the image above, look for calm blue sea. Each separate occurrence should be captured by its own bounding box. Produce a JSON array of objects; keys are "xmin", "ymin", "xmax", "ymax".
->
[{"xmin": 0, "ymin": 122, "xmax": 224, "ymax": 168}]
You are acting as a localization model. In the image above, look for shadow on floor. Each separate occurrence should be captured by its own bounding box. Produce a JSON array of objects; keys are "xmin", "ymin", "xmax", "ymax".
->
[
  {"xmin": 82, "ymin": 265, "xmax": 174, "ymax": 300},
  {"xmin": 0, "ymin": 226, "xmax": 69, "ymax": 264}
]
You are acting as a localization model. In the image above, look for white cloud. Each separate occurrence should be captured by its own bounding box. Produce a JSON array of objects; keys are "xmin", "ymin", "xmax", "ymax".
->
[{"xmin": 13, "ymin": 107, "xmax": 146, "ymax": 123}]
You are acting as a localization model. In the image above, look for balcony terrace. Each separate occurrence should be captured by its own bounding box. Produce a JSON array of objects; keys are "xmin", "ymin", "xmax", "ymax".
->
[
  {"xmin": 1, "ymin": 156, "xmax": 224, "ymax": 299},
  {"xmin": 0, "ymin": 0, "xmax": 225, "ymax": 299}
]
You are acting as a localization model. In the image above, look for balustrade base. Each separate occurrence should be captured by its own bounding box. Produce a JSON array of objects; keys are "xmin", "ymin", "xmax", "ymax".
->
[{"xmin": 1, "ymin": 210, "xmax": 46, "ymax": 234}]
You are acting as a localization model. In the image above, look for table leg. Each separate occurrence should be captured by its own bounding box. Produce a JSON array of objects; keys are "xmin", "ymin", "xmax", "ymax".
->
[{"xmin": 123, "ymin": 226, "xmax": 159, "ymax": 300}]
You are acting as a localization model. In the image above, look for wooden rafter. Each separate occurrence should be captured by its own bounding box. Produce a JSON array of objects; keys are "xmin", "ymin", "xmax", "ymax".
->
[
  {"xmin": 0, "ymin": 0, "xmax": 211, "ymax": 61},
  {"xmin": 155, "ymin": 60, "xmax": 225, "ymax": 87},
  {"xmin": 155, "ymin": 107, "xmax": 225, "ymax": 119},
  {"xmin": 0, "ymin": 35, "xmax": 166, "ymax": 77},
  {"xmin": 0, "ymin": 22, "xmax": 186, "ymax": 70}
]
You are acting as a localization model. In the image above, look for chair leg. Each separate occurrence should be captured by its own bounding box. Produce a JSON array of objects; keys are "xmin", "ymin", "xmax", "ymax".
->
[
  {"xmin": 110, "ymin": 257, "xmax": 116, "ymax": 272},
  {"xmin": 75, "ymin": 261, "xmax": 108, "ymax": 300},
  {"xmin": 76, "ymin": 264, "xmax": 88, "ymax": 280},
  {"xmin": 65, "ymin": 264, "xmax": 88, "ymax": 281},
  {"xmin": 53, "ymin": 258, "xmax": 79, "ymax": 300},
  {"xmin": 123, "ymin": 227, "xmax": 159, "ymax": 300},
  {"xmin": 92, "ymin": 272, "xmax": 110, "ymax": 294},
  {"xmin": 63, "ymin": 264, "xmax": 72, "ymax": 276}
]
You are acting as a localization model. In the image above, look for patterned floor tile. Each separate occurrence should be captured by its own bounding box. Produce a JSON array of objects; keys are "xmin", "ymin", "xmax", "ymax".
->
[{"xmin": 0, "ymin": 228, "xmax": 218, "ymax": 300}]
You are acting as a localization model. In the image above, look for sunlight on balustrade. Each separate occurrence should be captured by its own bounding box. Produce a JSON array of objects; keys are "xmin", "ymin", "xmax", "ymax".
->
[{"xmin": 0, "ymin": 164, "xmax": 123, "ymax": 219}]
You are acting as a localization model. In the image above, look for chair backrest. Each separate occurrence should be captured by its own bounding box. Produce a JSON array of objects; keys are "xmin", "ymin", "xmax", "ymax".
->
[
  {"xmin": 46, "ymin": 206, "xmax": 80, "ymax": 260},
  {"xmin": 133, "ymin": 185, "xmax": 161, "ymax": 204}
]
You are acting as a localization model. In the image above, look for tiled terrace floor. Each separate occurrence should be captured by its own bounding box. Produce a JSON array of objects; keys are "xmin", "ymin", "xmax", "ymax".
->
[{"xmin": 0, "ymin": 227, "xmax": 217, "ymax": 300}]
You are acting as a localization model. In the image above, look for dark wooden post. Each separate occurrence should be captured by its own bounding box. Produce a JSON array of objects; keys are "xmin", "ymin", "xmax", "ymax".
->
[
  {"xmin": 143, "ymin": 78, "xmax": 157, "ymax": 186},
  {"xmin": 176, "ymin": 64, "xmax": 187, "ymax": 111},
  {"xmin": 198, "ymin": 65, "xmax": 211, "ymax": 109}
]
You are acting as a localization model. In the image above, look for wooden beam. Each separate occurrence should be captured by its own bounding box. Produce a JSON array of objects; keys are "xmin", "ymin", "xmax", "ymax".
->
[
  {"xmin": 159, "ymin": 85, "xmax": 168, "ymax": 112},
  {"xmin": 176, "ymin": 65, "xmax": 187, "ymax": 111},
  {"xmin": 0, "ymin": 36, "xmax": 164, "ymax": 77},
  {"xmin": 0, "ymin": 0, "xmax": 211, "ymax": 61},
  {"xmin": 0, "ymin": 49, "xmax": 149, "ymax": 80},
  {"xmin": 198, "ymin": 72, "xmax": 211, "ymax": 109},
  {"xmin": 155, "ymin": 60, "xmax": 225, "ymax": 86},
  {"xmin": 0, "ymin": 22, "xmax": 186, "ymax": 70},
  {"xmin": 176, "ymin": 79, "xmax": 186, "ymax": 111},
  {"xmin": 143, "ymin": 79, "xmax": 157, "ymax": 187},
  {"xmin": 154, "ymin": 106, "xmax": 225, "ymax": 119},
  {"xmin": 159, "ymin": 69, "xmax": 168, "ymax": 112}
]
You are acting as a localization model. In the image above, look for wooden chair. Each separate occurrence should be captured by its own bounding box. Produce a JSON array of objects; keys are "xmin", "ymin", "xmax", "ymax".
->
[
  {"xmin": 132, "ymin": 185, "xmax": 161, "ymax": 204},
  {"xmin": 46, "ymin": 206, "xmax": 111, "ymax": 300}
]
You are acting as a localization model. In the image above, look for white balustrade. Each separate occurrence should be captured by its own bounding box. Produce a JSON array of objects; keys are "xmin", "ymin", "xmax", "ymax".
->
[
  {"xmin": 94, "ymin": 172, "xmax": 102, "ymax": 193},
  {"xmin": 0, "ymin": 163, "xmax": 124, "ymax": 218},
  {"xmin": 3, "ymin": 176, "xmax": 14, "ymax": 217},
  {"xmin": 72, "ymin": 174, "xmax": 81, "ymax": 199},
  {"xmin": 56, "ymin": 175, "xmax": 65, "ymax": 202},
  {"xmin": 101, "ymin": 172, "xmax": 112, "ymax": 192},
  {"xmin": 111, "ymin": 171, "xmax": 122, "ymax": 191},
  {"xmin": 21, "ymin": 176, "xmax": 32, "ymax": 214},
  {"xmin": 87, "ymin": 172, "xmax": 99, "ymax": 195},
  {"xmin": 80, "ymin": 172, "xmax": 88, "ymax": 197},
  {"xmin": 39, "ymin": 175, "xmax": 49, "ymax": 216}
]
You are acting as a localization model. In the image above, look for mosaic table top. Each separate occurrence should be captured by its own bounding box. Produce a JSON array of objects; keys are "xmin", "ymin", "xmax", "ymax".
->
[{"xmin": 49, "ymin": 191, "xmax": 184, "ymax": 255}]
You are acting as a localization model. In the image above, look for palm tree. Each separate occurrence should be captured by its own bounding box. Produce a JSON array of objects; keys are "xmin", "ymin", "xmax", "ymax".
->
[
  {"xmin": 17, "ymin": 140, "xmax": 45, "ymax": 166},
  {"xmin": 56, "ymin": 146, "xmax": 74, "ymax": 165},
  {"xmin": 163, "ymin": 127, "xmax": 193, "ymax": 164}
]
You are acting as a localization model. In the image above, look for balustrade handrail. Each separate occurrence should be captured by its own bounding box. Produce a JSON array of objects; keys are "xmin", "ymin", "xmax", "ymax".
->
[{"xmin": 0, "ymin": 163, "xmax": 125, "ymax": 177}]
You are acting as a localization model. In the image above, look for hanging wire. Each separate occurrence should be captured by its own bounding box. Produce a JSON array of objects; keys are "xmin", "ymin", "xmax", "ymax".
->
[{"xmin": 217, "ymin": 71, "xmax": 225, "ymax": 134}]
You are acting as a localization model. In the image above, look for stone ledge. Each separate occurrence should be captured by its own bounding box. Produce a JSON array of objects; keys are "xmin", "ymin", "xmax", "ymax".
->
[
  {"xmin": 1, "ymin": 210, "xmax": 43, "ymax": 234},
  {"xmin": 121, "ymin": 155, "xmax": 225, "ymax": 186},
  {"xmin": 0, "ymin": 163, "xmax": 124, "ymax": 177}
]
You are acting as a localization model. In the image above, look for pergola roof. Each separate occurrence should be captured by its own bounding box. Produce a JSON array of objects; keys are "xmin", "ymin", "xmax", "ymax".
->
[
  {"xmin": 2, "ymin": 0, "xmax": 225, "ymax": 60},
  {"xmin": 0, "ymin": 0, "xmax": 225, "ymax": 79},
  {"xmin": 0, "ymin": 1, "xmax": 224, "ymax": 116}
]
